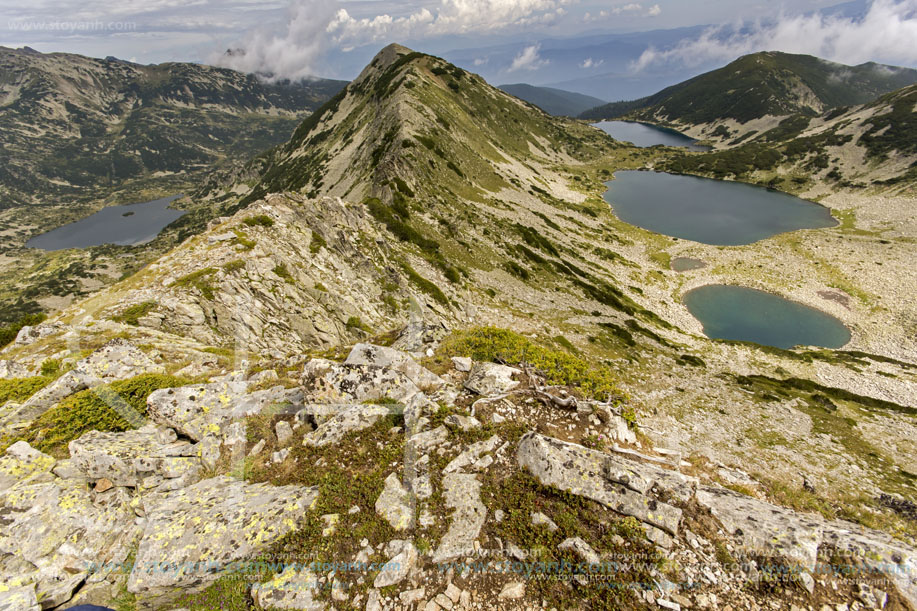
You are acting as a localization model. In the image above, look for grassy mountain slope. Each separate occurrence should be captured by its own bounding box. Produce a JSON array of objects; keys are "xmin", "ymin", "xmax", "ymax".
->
[
  {"xmin": 580, "ymin": 51, "xmax": 917, "ymax": 125},
  {"xmin": 0, "ymin": 46, "xmax": 347, "ymax": 209},
  {"xmin": 498, "ymin": 83, "xmax": 606, "ymax": 116},
  {"xmin": 659, "ymin": 83, "xmax": 917, "ymax": 191}
]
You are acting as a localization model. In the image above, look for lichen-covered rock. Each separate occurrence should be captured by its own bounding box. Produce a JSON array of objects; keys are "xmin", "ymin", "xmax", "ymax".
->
[
  {"xmin": 0, "ymin": 583, "xmax": 39, "ymax": 611},
  {"xmin": 304, "ymin": 404, "xmax": 393, "ymax": 447},
  {"xmin": 696, "ymin": 486, "xmax": 917, "ymax": 606},
  {"xmin": 431, "ymin": 473, "xmax": 487, "ymax": 563},
  {"xmin": 0, "ymin": 477, "xmax": 140, "ymax": 590},
  {"xmin": 251, "ymin": 565, "xmax": 324, "ymax": 610},
  {"xmin": 443, "ymin": 435, "xmax": 500, "ymax": 474},
  {"xmin": 463, "ymin": 362, "xmax": 520, "ymax": 396},
  {"xmin": 148, "ymin": 381, "xmax": 300, "ymax": 441},
  {"xmin": 0, "ymin": 360, "xmax": 28, "ymax": 380},
  {"xmin": 68, "ymin": 424, "xmax": 199, "ymax": 489},
  {"xmin": 301, "ymin": 360, "xmax": 421, "ymax": 404},
  {"xmin": 516, "ymin": 433, "xmax": 682, "ymax": 535},
  {"xmin": 0, "ymin": 441, "xmax": 55, "ymax": 493},
  {"xmin": 374, "ymin": 541, "xmax": 417, "ymax": 588},
  {"xmin": 558, "ymin": 537, "xmax": 601, "ymax": 565},
  {"xmin": 344, "ymin": 344, "xmax": 444, "ymax": 391},
  {"xmin": 376, "ymin": 473, "xmax": 414, "ymax": 530},
  {"xmin": 127, "ymin": 476, "xmax": 319, "ymax": 601}
]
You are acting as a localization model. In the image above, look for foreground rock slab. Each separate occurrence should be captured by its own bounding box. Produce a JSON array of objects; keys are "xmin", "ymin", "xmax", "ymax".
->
[
  {"xmin": 431, "ymin": 473, "xmax": 487, "ymax": 563},
  {"xmin": 516, "ymin": 433, "xmax": 682, "ymax": 535},
  {"xmin": 127, "ymin": 476, "xmax": 319, "ymax": 601}
]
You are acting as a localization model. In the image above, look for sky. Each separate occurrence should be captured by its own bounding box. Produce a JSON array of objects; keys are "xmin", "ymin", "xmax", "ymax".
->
[{"xmin": 2, "ymin": 0, "xmax": 917, "ymax": 86}]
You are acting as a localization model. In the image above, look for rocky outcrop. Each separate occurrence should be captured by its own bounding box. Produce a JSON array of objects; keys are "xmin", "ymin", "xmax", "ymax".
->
[
  {"xmin": 304, "ymin": 404, "xmax": 394, "ymax": 448},
  {"xmin": 127, "ymin": 476, "xmax": 319, "ymax": 601},
  {"xmin": 0, "ymin": 441, "xmax": 54, "ymax": 492},
  {"xmin": 517, "ymin": 433, "xmax": 684, "ymax": 535},
  {"xmin": 251, "ymin": 565, "xmax": 323, "ymax": 610},
  {"xmin": 463, "ymin": 362, "xmax": 521, "ymax": 396},
  {"xmin": 68, "ymin": 424, "xmax": 203, "ymax": 492},
  {"xmin": 344, "ymin": 343, "xmax": 444, "ymax": 391},
  {"xmin": 301, "ymin": 358, "xmax": 422, "ymax": 405}
]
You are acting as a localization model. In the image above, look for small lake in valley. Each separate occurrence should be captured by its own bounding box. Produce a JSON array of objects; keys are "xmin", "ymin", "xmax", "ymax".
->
[
  {"xmin": 683, "ymin": 285, "xmax": 851, "ymax": 349},
  {"xmin": 593, "ymin": 121, "xmax": 709, "ymax": 151},
  {"xmin": 603, "ymin": 171, "xmax": 837, "ymax": 245},
  {"xmin": 26, "ymin": 195, "xmax": 186, "ymax": 250}
]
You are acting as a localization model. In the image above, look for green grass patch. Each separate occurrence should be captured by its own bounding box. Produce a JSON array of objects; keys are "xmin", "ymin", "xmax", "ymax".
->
[
  {"xmin": 3, "ymin": 374, "xmax": 188, "ymax": 457},
  {"xmin": 0, "ymin": 377, "xmax": 52, "ymax": 406},
  {"xmin": 112, "ymin": 301, "xmax": 157, "ymax": 326},
  {"xmin": 243, "ymin": 214, "xmax": 274, "ymax": 228},
  {"xmin": 273, "ymin": 263, "xmax": 295, "ymax": 284},
  {"xmin": 172, "ymin": 268, "xmax": 217, "ymax": 300},
  {"xmin": 436, "ymin": 327, "xmax": 625, "ymax": 401}
]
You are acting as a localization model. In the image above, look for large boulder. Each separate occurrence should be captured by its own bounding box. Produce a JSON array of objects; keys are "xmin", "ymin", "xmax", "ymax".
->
[
  {"xmin": 3, "ymin": 339, "xmax": 162, "ymax": 426},
  {"xmin": 0, "ymin": 360, "xmax": 29, "ymax": 380},
  {"xmin": 697, "ymin": 486, "xmax": 917, "ymax": 606},
  {"xmin": 127, "ymin": 476, "xmax": 319, "ymax": 602},
  {"xmin": 303, "ymin": 404, "xmax": 394, "ymax": 447},
  {"xmin": 516, "ymin": 433, "xmax": 682, "ymax": 535},
  {"xmin": 344, "ymin": 344, "xmax": 444, "ymax": 391},
  {"xmin": 301, "ymin": 359, "xmax": 422, "ymax": 404},
  {"xmin": 375, "ymin": 473, "xmax": 414, "ymax": 530},
  {"xmin": 68, "ymin": 424, "xmax": 202, "ymax": 491}
]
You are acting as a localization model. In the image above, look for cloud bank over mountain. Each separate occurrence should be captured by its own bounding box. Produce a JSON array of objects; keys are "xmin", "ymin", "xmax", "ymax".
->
[{"xmin": 633, "ymin": 0, "xmax": 917, "ymax": 71}]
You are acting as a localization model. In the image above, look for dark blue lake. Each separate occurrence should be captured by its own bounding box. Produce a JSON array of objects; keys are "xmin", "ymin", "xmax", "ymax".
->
[
  {"xmin": 603, "ymin": 171, "xmax": 837, "ymax": 245},
  {"xmin": 684, "ymin": 285, "xmax": 851, "ymax": 349},
  {"xmin": 594, "ymin": 121, "xmax": 709, "ymax": 150},
  {"xmin": 26, "ymin": 195, "xmax": 186, "ymax": 250}
]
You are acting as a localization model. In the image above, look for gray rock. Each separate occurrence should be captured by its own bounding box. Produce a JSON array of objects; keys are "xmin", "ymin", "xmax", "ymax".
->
[
  {"xmin": 464, "ymin": 362, "xmax": 521, "ymax": 396},
  {"xmin": 558, "ymin": 537, "xmax": 601, "ymax": 565},
  {"xmin": 531, "ymin": 512, "xmax": 558, "ymax": 532},
  {"xmin": 251, "ymin": 565, "xmax": 323, "ymax": 610},
  {"xmin": 302, "ymin": 360, "xmax": 422, "ymax": 404},
  {"xmin": 275, "ymin": 420, "xmax": 294, "ymax": 446},
  {"xmin": 35, "ymin": 572, "xmax": 86, "ymax": 609},
  {"xmin": 0, "ymin": 478, "xmax": 140, "ymax": 588},
  {"xmin": 146, "ymin": 381, "xmax": 248, "ymax": 440},
  {"xmin": 497, "ymin": 581, "xmax": 525, "ymax": 600},
  {"xmin": 68, "ymin": 424, "xmax": 200, "ymax": 489},
  {"xmin": 376, "ymin": 473, "xmax": 414, "ymax": 531},
  {"xmin": 304, "ymin": 405, "xmax": 393, "ymax": 447},
  {"xmin": 432, "ymin": 474, "xmax": 487, "ymax": 563},
  {"xmin": 451, "ymin": 357, "xmax": 472, "ymax": 372},
  {"xmin": 373, "ymin": 542, "xmax": 417, "ymax": 587},
  {"xmin": 443, "ymin": 414, "xmax": 481, "ymax": 431},
  {"xmin": 516, "ymin": 433, "xmax": 682, "ymax": 535},
  {"xmin": 128, "ymin": 476, "xmax": 319, "ymax": 601},
  {"xmin": 443, "ymin": 435, "xmax": 500, "ymax": 474},
  {"xmin": 0, "ymin": 360, "xmax": 28, "ymax": 380},
  {"xmin": 345, "ymin": 344, "xmax": 445, "ymax": 391}
]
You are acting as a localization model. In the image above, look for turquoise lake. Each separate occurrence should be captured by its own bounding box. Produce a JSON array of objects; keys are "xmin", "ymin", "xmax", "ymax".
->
[{"xmin": 684, "ymin": 285, "xmax": 851, "ymax": 349}]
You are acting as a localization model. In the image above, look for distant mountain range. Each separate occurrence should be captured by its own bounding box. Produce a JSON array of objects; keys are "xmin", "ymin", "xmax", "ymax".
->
[
  {"xmin": 497, "ymin": 84, "xmax": 605, "ymax": 116},
  {"xmin": 0, "ymin": 46, "xmax": 346, "ymax": 209},
  {"xmin": 579, "ymin": 51, "xmax": 917, "ymax": 125}
]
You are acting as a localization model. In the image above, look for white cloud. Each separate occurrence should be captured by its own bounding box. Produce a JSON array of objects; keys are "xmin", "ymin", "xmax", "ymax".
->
[
  {"xmin": 580, "ymin": 57, "xmax": 604, "ymax": 68},
  {"xmin": 474, "ymin": 57, "xmax": 489, "ymax": 66},
  {"xmin": 213, "ymin": 0, "xmax": 575, "ymax": 80},
  {"xmin": 510, "ymin": 43, "xmax": 548, "ymax": 71},
  {"xmin": 584, "ymin": 3, "xmax": 660, "ymax": 22},
  {"xmin": 633, "ymin": 0, "xmax": 917, "ymax": 71}
]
